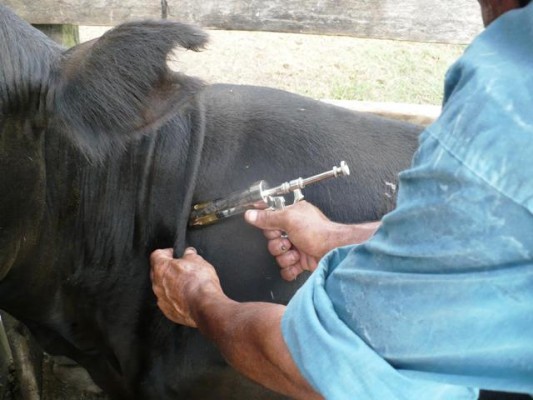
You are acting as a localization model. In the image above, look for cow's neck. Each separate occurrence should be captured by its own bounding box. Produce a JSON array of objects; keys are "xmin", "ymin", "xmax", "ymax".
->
[
  {"xmin": 1, "ymin": 106, "xmax": 205, "ymax": 385},
  {"xmin": 51, "ymin": 104, "xmax": 204, "ymax": 263}
]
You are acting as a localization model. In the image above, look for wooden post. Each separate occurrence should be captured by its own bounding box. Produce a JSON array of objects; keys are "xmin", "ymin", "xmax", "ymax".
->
[{"xmin": 34, "ymin": 24, "xmax": 80, "ymax": 48}]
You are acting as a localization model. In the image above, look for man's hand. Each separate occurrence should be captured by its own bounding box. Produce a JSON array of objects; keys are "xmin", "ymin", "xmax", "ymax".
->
[
  {"xmin": 150, "ymin": 247, "xmax": 224, "ymax": 327},
  {"xmin": 245, "ymin": 201, "xmax": 381, "ymax": 280},
  {"xmin": 244, "ymin": 201, "xmax": 335, "ymax": 280},
  {"xmin": 149, "ymin": 247, "xmax": 322, "ymax": 400}
]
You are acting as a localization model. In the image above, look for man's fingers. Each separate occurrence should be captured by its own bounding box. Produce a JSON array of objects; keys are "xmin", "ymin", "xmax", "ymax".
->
[
  {"xmin": 268, "ymin": 237, "xmax": 292, "ymax": 257},
  {"xmin": 263, "ymin": 229, "xmax": 284, "ymax": 240},
  {"xmin": 183, "ymin": 247, "xmax": 197, "ymax": 256},
  {"xmin": 275, "ymin": 249, "xmax": 300, "ymax": 269},
  {"xmin": 150, "ymin": 248, "xmax": 174, "ymax": 264},
  {"xmin": 181, "ymin": 247, "xmax": 206, "ymax": 265},
  {"xmin": 280, "ymin": 265, "xmax": 305, "ymax": 281},
  {"xmin": 245, "ymin": 209, "xmax": 286, "ymax": 230},
  {"xmin": 151, "ymin": 248, "xmax": 199, "ymax": 270},
  {"xmin": 300, "ymin": 253, "xmax": 319, "ymax": 273}
]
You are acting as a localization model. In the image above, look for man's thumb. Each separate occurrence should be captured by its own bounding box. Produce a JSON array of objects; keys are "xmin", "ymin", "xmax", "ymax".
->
[{"xmin": 245, "ymin": 209, "xmax": 284, "ymax": 230}]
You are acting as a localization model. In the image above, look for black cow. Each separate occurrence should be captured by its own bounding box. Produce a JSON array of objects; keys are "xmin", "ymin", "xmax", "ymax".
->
[{"xmin": 1, "ymin": 5, "xmax": 518, "ymax": 400}]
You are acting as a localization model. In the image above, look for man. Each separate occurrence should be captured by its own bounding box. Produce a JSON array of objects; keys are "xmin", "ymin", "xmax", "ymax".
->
[{"xmin": 151, "ymin": 1, "xmax": 533, "ymax": 398}]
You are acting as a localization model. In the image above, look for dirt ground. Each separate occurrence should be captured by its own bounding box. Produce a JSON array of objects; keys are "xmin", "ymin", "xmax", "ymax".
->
[{"xmin": 80, "ymin": 26, "xmax": 464, "ymax": 106}]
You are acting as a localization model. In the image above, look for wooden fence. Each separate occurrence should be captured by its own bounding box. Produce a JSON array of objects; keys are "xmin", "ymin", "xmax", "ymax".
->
[{"xmin": 5, "ymin": 0, "xmax": 482, "ymax": 44}]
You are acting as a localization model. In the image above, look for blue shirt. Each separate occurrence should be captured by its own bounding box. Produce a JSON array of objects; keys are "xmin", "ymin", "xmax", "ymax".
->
[{"xmin": 282, "ymin": 5, "xmax": 533, "ymax": 399}]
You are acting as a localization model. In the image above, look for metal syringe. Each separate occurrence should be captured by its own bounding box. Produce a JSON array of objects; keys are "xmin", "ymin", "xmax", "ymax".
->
[{"xmin": 189, "ymin": 161, "xmax": 350, "ymax": 227}]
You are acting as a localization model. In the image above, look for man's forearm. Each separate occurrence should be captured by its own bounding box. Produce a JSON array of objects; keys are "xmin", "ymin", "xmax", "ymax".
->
[{"xmin": 191, "ymin": 289, "xmax": 322, "ymax": 399}]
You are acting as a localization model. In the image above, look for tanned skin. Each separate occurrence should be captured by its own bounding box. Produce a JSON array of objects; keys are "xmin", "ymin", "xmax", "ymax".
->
[
  {"xmin": 151, "ymin": 2, "xmax": 523, "ymax": 397},
  {"xmin": 151, "ymin": 201, "xmax": 378, "ymax": 399}
]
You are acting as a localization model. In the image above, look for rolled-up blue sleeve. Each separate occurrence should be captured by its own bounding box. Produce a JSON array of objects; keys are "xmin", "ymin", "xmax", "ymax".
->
[{"xmin": 282, "ymin": 130, "xmax": 533, "ymax": 399}]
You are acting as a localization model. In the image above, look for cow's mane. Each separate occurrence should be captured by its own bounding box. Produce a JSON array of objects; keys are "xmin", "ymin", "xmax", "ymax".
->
[
  {"xmin": 0, "ymin": 5, "xmax": 61, "ymax": 115},
  {"xmin": 51, "ymin": 21, "xmax": 208, "ymax": 159}
]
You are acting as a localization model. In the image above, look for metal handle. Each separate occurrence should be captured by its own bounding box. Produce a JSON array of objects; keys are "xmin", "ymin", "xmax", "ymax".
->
[
  {"xmin": 263, "ymin": 161, "xmax": 350, "ymax": 210},
  {"xmin": 262, "ymin": 161, "xmax": 350, "ymax": 198}
]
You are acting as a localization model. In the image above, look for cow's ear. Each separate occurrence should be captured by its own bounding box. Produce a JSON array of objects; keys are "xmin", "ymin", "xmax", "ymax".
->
[{"xmin": 51, "ymin": 21, "xmax": 207, "ymax": 157}]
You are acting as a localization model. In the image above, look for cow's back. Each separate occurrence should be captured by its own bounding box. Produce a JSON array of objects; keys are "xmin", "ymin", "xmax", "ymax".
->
[{"xmin": 187, "ymin": 83, "xmax": 422, "ymax": 303}]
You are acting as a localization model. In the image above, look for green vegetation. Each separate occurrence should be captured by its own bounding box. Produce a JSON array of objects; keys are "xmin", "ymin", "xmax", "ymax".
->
[
  {"xmin": 81, "ymin": 27, "xmax": 467, "ymax": 106},
  {"xmin": 308, "ymin": 40, "xmax": 466, "ymax": 105}
]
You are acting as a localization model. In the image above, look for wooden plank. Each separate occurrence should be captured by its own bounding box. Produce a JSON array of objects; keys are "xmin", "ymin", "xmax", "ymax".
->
[
  {"xmin": 167, "ymin": 0, "xmax": 482, "ymax": 44},
  {"xmin": 3, "ymin": 0, "xmax": 162, "ymax": 26},
  {"xmin": 4, "ymin": 0, "xmax": 482, "ymax": 44}
]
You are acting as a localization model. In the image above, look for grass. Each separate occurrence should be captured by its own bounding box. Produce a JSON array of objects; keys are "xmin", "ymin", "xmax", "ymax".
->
[
  {"xmin": 316, "ymin": 39, "xmax": 465, "ymax": 104},
  {"xmin": 80, "ymin": 27, "xmax": 467, "ymax": 105}
]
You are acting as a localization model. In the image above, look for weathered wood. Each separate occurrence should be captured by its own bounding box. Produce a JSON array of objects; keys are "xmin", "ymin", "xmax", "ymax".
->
[
  {"xmin": 323, "ymin": 100, "xmax": 441, "ymax": 126},
  {"xmin": 5, "ymin": 0, "xmax": 482, "ymax": 44},
  {"xmin": 168, "ymin": 0, "xmax": 483, "ymax": 44},
  {"xmin": 3, "ymin": 0, "xmax": 162, "ymax": 26},
  {"xmin": 34, "ymin": 24, "xmax": 80, "ymax": 48}
]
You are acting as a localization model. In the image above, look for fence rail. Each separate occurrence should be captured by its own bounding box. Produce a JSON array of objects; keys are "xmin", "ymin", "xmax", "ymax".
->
[{"xmin": 5, "ymin": 0, "xmax": 482, "ymax": 44}]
